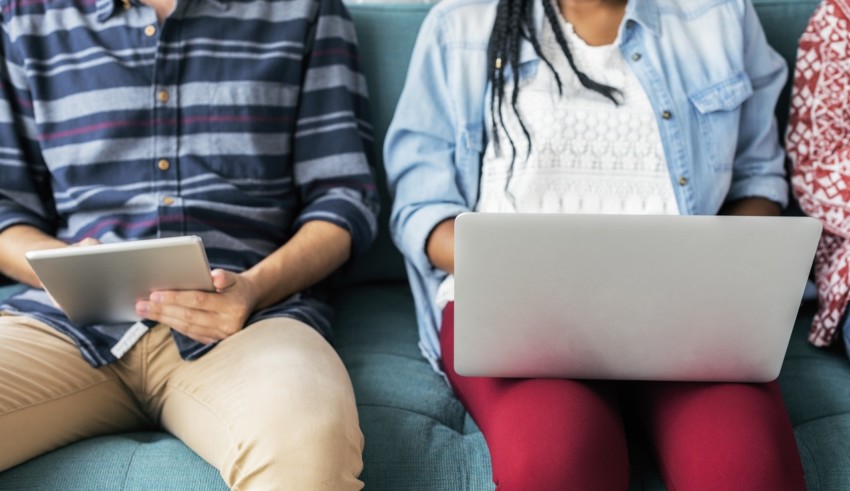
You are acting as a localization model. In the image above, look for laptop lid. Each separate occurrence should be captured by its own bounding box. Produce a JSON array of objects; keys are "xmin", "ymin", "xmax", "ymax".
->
[{"xmin": 453, "ymin": 213, "xmax": 822, "ymax": 382}]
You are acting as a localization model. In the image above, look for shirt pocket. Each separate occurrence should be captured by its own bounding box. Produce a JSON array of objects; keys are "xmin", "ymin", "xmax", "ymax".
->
[
  {"xmin": 205, "ymin": 85, "xmax": 293, "ymax": 181},
  {"xmin": 688, "ymin": 72, "xmax": 753, "ymax": 171}
]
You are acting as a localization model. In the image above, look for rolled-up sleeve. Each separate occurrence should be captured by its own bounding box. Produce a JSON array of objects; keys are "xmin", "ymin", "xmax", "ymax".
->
[
  {"xmin": 725, "ymin": 0, "xmax": 789, "ymax": 207},
  {"xmin": 384, "ymin": 9, "xmax": 471, "ymax": 277},
  {"xmin": 291, "ymin": 0, "xmax": 379, "ymax": 258}
]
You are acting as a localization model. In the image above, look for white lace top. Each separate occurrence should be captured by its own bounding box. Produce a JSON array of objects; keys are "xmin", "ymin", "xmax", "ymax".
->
[
  {"xmin": 477, "ymin": 16, "xmax": 677, "ymax": 214},
  {"xmin": 437, "ymin": 14, "xmax": 678, "ymax": 308}
]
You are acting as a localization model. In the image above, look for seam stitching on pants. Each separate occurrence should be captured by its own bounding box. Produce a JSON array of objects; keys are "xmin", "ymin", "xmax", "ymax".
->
[{"xmin": 0, "ymin": 378, "xmax": 117, "ymax": 417}]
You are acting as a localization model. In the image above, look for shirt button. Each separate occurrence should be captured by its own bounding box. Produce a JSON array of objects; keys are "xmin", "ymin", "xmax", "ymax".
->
[
  {"xmin": 157, "ymin": 90, "xmax": 170, "ymax": 103},
  {"xmin": 678, "ymin": 176, "xmax": 689, "ymax": 186},
  {"xmin": 662, "ymin": 110, "xmax": 673, "ymax": 120},
  {"xmin": 144, "ymin": 25, "xmax": 157, "ymax": 37},
  {"xmin": 157, "ymin": 159, "xmax": 170, "ymax": 171},
  {"xmin": 162, "ymin": 196, "xmax": 175, "ymax": 206},
  {"xmin": 632, "ymin": 53, "xmax": 642, "ymax": 61}
]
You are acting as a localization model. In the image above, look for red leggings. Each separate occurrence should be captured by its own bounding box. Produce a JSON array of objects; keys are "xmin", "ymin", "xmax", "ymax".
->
[{"xmin": 440, "ymin": 303, "xmax": 806, "ymax": 491}]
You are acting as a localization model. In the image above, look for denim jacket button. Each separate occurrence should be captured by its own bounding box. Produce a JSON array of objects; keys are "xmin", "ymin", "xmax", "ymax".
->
[
  {"xmin": 662, "ymin": 110, "xmax": 672, "ymax": 120},
  {"xmin": 678, "ymin": 176, "xmax": 689, "ymax": 186},
  {"xmin": 632, "ymin": 53, "xmax": 642, "ymax": 61}
]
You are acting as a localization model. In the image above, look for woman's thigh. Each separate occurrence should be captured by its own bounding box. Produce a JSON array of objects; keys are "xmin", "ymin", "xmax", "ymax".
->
[
  {"xmin": 632, "ymin": 380, "xmax": 806, "ymax": 491},
  {"xmin": 440, "ymin": 302, "xmax": 629, "ymax": 491}
]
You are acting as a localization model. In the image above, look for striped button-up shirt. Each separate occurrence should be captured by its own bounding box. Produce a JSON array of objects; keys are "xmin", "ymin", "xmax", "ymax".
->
[{"xmin": 0, "ymin": 0, "xmax": 378, "ymax": 367}]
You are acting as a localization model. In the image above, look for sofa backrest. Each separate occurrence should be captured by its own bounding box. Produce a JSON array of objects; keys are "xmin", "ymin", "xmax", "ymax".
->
[
  {"xmin": 336, "ymin": 4, "xmax": 432, "ymax": 285},
  {"xmin": 340, "ymin": 0, "xmax": 822, "ymax": 286}
]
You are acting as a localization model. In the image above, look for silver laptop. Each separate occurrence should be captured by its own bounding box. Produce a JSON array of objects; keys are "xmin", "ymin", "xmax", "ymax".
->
[{"xmin": 453, "ymin": 213, "xmax": 822, "ymax": 382}]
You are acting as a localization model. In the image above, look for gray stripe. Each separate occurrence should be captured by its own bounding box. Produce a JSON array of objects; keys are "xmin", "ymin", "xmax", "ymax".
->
[
  {"xmin": 295, "ymin": 122, "xmax": 359, "ymax": 138},
  {"xmin": 0, "ymin": 157, "xmax": 26, "ymax": 168},
  {"xmin": 303, "ymin": 66, "xmax": 369, "ymax": 98},
  {"xmin": 182, "ymin": 173, "xmax": 291, "ymax": 189},
  {"xmin": 0, "ymin": 147, "xmax": 23, "ymax": 157},
  {"xmin": 5, "ymin": 61, "xmax": 29, "ymax": 92},
  {"xmin": 181, "ymin": 182, "xmax": 293, "ymax": 198},
  {"xmin": 0, "ymin": 101, "xmax": 15, "ymax": 124},
  {"xmin": 35, "ymin": 82, "xmax": 296, "ymax": 124},
  {"xmin": 315, "ymin": 15, "xmax": 358, "ymax": 43},
  {"xmin": 34, "ymin": 87, "xmax": 148, "ymax": 123},
  {"xmin": 161, "ymin": 38, "xmax": 304, "ymax": 51},
  {"xmin": 298, "ymin": 110, "xmax": 373, "ymax": 131},
  {"xmin": 294, "ymin": 152, "xmax": 369, "ymax": 184},
  {"xmin": 27, "ymin": 56, "xmax": 154, "ymax": 78},
  {"xmin": 56, "ymin": 174, "xmax": 291, "ymax": 210},
  {"xmin": 20, "ymin": 117, "xmax": 38, "ymax": 141},
  {"xmin": 198, "ymin": 132, "xmax": 291, "ymax": 158},
  {"xmin": 181, "ymin": 0, "xmax": 314, "ymax": 23},
  {"xmin": 42, "ymin": 137, "xmax": 152, "ymax": 169},
  {"xmin": 159, "ymin": 50, "xmax": 302, "ymax": 62},
  {"xmin": 28, "ymin": 46, "xmax": 157, "ymax": 69},
  {"xmin": 183, "ymin": 174, "xmax": 292, "ymax": 188},
  {"xmin": 43, "ymin": 133, "xmax": 291, "ymax": 170},
  {"xmin": 55, "ymin": 181, "xmax": 160, "ymax": 211},
  {"xmin": 210, "ymin": 82, "xmax": 298, "ymax": 107}
]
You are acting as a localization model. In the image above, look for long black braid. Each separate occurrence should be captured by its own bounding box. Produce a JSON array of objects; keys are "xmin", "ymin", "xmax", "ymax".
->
[{"xmin": 486, "ymin": 0, "xmax": 622, "ymax": 198}]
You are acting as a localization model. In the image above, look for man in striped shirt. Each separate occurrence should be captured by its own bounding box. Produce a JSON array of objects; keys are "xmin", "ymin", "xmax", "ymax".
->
[{"xmin": 0, "ymin": 0, "xmax": 377, "ymax": 487}]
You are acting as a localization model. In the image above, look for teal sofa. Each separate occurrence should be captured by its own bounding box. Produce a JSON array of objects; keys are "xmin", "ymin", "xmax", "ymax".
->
[{"xmin": 1, "ymin": 1, "xmax": 847, "ymax": 489}]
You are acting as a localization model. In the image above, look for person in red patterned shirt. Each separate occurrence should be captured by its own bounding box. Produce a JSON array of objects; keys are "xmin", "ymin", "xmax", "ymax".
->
[{"xmin": 787, "ymin": 0, "xmax": 850, "ymax": 355}]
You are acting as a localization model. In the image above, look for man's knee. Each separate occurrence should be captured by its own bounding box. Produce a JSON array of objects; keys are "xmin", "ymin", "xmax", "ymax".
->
[{"xmin": 226, "ymin": 389, "xmax": 364, "ymax": 490}]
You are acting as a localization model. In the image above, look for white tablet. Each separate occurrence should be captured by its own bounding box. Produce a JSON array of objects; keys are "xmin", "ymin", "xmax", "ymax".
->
[{"xmin": 25, "ymin": 236, "xmax": 214, "ymax": 326}]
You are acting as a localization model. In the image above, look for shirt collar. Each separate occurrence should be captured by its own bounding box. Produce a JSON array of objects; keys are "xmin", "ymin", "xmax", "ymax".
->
[{"xmin": 623, "ymin": 0, "xmax": 661, "ymax": 37}]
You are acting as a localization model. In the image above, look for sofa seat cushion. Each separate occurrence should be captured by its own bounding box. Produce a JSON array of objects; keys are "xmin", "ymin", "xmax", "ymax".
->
[
  {"xmin": 333, "ymin": 282, "xmax": 494, "ymax": 488},
  {"xmin": 0, "ymin": 432, "xmax": 226, "ymax": 490}
]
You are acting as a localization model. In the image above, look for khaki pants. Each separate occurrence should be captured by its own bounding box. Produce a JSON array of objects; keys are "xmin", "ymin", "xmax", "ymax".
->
[{"xmin": 0, "ymin": 315, "xmax": 364, "ymax": 490}]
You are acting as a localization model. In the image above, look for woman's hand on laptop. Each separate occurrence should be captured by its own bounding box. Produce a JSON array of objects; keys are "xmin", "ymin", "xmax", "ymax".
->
[{"xmin": 135, "ymin": 269, "xmax": 259, "ymax": 345}]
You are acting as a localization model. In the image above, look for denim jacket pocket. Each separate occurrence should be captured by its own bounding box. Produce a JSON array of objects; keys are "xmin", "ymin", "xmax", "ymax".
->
[{"xmin": 688, "ymin": 73, "xmax": 753, "ymax": 171}]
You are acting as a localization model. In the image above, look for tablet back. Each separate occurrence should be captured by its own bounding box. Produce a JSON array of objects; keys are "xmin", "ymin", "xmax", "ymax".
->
[
  {"xmin": 453, "ymin": 213, "xmax": 822, "ymax": 382},
  {"xmin": 26, "ymin": 236, "xmax": 213, "ymax": 326}
]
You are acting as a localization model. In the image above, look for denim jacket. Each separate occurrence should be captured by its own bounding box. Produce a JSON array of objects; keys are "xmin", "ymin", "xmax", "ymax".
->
[{"xmin": 384, "ymin": 0, "xmax": 788, "ymax": 373}]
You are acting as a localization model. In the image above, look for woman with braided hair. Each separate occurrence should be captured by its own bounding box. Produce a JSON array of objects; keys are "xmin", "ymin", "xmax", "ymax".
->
[{"xmin": 385, "ymin": 0, "xmax": 806, "ymax": 488}]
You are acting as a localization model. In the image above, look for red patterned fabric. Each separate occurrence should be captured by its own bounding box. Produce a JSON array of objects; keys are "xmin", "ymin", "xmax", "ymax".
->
[{"xmin": 787, "ymin": 0, "xmax": 850, "ymax": 347}]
